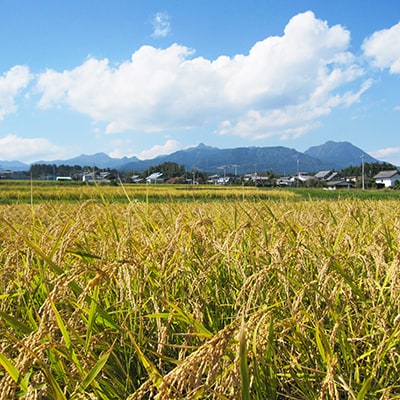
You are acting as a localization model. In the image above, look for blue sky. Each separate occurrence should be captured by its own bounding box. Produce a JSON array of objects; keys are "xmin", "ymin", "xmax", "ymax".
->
[{"xmin": 1, "ymin": 0, "xmax": 400, "ymax": 165}]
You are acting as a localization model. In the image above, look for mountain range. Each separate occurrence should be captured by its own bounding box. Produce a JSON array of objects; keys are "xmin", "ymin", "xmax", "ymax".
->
[{"xmin": 0, "ymin": 141, "xmax": 382, "ymax": 175}]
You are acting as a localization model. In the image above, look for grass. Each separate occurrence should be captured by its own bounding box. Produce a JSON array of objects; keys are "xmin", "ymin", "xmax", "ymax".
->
[{"xmin": 1, "ymin": 183, "xmax": 400, "ymax": 398}]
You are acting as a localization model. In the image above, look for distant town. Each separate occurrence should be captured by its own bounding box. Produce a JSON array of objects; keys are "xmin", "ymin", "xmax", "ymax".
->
[{"xmin": 1, "ymin": 160, "xmax": 400, "ymax": 190}]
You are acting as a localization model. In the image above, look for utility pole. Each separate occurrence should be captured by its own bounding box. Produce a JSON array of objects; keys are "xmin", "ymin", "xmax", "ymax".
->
[
  {"xmin": 218, "ymin": 165, "xmax": 227, "ymax": 184},
  {"xmin": 231, "ymin": 164, "xmax": 239, "ymax": 176},
  {"xmin": 361, "ymin": 155, "xmax": 365, "ymax": 190},
  {"xmin": 192, "ymin": 166, "xmax": 197, "ymax": 184}
]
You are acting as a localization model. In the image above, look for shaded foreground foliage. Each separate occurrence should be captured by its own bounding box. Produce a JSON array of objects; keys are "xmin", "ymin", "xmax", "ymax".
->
[{"xmin": 1, "ymin": 194, "xmax": 400, "ymax": 398}]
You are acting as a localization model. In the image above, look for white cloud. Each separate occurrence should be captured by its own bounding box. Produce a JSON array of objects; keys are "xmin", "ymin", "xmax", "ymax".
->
[
  {"xmin": 109, "ymin": 139, "xmax": 181, "ymax": 160},
  {"xmin": 35, "ymin": 11, "xmax": 369, "ymax": 142},
  {"xmin": 151, "ymin": 12, "xmax": 171, "ymax": 38},
  {"xmin": 362, "ymin": 22, "xmax": 400, "ymax": 74},
  {"xmin": 135, "ymin": 139, "xmax": 181, "ymax": 160},
  {"xmin": 0, "ymin": 65, "xmax": 31, "ymax": 120},
  {"xmin": 370, "ymin": 147, "xmax": 400, "ymax": 165},
  {"xmin": 108, "ymin": 139, "xmax": 135, "ymax": 159},
  {"xmin": 0, "ymin": 134, "xmax": 67, "ymax": 163},
  {"xmin": 219, "ymin": 79, "xmax": 372, "ymax": 140}
]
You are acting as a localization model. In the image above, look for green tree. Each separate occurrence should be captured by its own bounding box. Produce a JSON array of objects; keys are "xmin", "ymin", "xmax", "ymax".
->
[
  {"xmin": 341, "ymin": 162, "xmax": 397, "ymax": 178},
  {"xmin": 146, "ymin": 162, "xmax": 186, "ymax": 180}
]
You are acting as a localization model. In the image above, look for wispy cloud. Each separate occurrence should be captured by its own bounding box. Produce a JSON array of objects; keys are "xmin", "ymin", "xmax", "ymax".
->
[
  {"xmin": 371, "ymin": 147, "xmax": 400, "ymax": 158},
  {"xmin": 370, "ymin": 147, "xmax": 400, "ymax": 166},
  {"xmin": 151, "ymin": 12, "xmax": 171, "ymax": 38}
]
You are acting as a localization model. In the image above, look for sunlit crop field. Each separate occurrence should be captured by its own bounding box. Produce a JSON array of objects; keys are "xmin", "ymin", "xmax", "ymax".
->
[
  {"xmin": 1, "ymin": 183, "xmax": 400, "ymax": 399},
  {"xmin": 0, "ymin": 181, "xmax": 300, "ymax": 204}
]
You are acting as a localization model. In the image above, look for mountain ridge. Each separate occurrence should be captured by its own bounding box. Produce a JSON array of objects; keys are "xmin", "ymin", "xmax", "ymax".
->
[
  {"xmin": 0, "ymin": 141, "xmax": 384, "ymax": 174},
  {"xmin": 304, "ymin": 141, "xmax": 376, "ymax": 168}
]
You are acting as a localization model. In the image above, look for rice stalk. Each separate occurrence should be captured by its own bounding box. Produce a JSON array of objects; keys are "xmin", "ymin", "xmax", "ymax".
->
[{"xmin": 1, "ymin": 195, "xmax": 400, "ymax": 397}]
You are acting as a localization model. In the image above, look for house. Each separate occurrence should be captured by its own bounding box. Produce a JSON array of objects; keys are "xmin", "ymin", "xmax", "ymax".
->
[
  {"xmin": 326, "ymin": 180, "xmax": 354, "ymax": 190},
  {"xmin": 82, "ymin": 171, "xmax": 114, "ymax": 183},
  {"xmin": 276, "ymin": 176, "xmax": 295, "ymax": 187},
  {"xmin": 297, "ymin": 174, "xmax": 314, "ymax": 183},
  {"xmin": 82, "ymin": 173, "xmax": 95, "ymax": 182},
  {"xmin": 146, "ymin": 172, "xmax": 163, "ymax": 184},
  {"xmin": 314, "ymin": 170, "xmax": 339, "ymax": 181},
  {"xmin": 373, "ymin": 170, "xmax": 400, "ymax": 188},
  {"xmin": 130, "ymin": 175, "xmax": 143, "ymax": 183},
  {"xmin": 314, "ymin": 170, "xmax": 331, "ymax": 180},
  {"xmin": 243, "ymin": 173, "xmax": 269, "ymax": 185},
  {"xmin": 207, "ymin": 174, "xmax": 219, "ymax": 184},
  {"xmin": 165, "ymin": 177, "xmax": 182, "ymax": 184},
  {"xmin": 216, "ymin": 176, "xmax": 231, "ymax": 185},
  {"xmin": 0, "ymin": 170, "xmax": 14, "ymax": 179}
]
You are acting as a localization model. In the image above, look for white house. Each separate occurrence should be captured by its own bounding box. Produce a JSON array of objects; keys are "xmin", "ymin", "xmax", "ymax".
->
[
  {"xmin": 130, "ymin": 174, "xmax": 143, "ymax": 183},
  {"xmin": 373, "ymin": 170, "xmax": 400, "ymax": 188},
  {"xmin": 276, "ymin": 176, "xmax": 295, "ymax": 186},
  {"xmin": 146, "ymin": 172, "xmax": 163, "ymax": 184},
  {"xmin": 82, "ymin": 173, "xmax": 95, "ymax": 182},
  {"xmin": 82, "ymin": 171, "xmax": 114, "ymax": 183}
]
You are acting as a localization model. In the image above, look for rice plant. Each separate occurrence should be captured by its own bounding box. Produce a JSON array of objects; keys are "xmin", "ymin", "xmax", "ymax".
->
[{"xmin": 1, "ymin": 193, "xmax": 400, "ymax": 399}]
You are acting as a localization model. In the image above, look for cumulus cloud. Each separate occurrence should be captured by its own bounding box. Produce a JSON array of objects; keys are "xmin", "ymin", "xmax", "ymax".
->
[
  {"xmin": 0, "ymin": 65, "xmax": 31, "ymax": 120},
  {"xmin": 109, "ymin": 138, "xmax": 181, "ymax": 159},
  {"xmin": 135, "ymin": 139, "xmax": 181, "ymax": 159},
  {"xmin": 35, "ymin": 11, "xmax": 369, "ymax": 141},
  {"xmin": 108, "ymin": 139, "xmax": 135, "ymax": 159},
  {"xmin": 151, "ymin": 12, "xmax": 171, "ymax": 38},
  {"xmin": 0, "ymin": 134, "xmax": 67, "ymax": 163},
  {"xmin": 362, "ymin": 22, "xmax": 400, "ymax": 74}
]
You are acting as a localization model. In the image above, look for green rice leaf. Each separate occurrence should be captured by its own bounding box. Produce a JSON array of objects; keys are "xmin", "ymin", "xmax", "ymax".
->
[
  {"xmin": 50, "ymin": 299, "xmax": 71, "ymax": 348},
  {"xmin": 0, "ymin": 310, "xmax": 33, "ymax": 335},
  {"xmin": 73, "ymin": 346, "xmax": 112, "ymax": 395},
  {"xmin": 167, "ymin": 301, "xmax": 213, "ymax": 339},
  {"xmin": 85, "ymin": 284, "xmax": 99, "ymax": 350},
  {"xmin": 239, "ymin": 317, "xmax": 250, "ymax": 400},
  {"xmin": 357, "ymin": 377, "xmax": 372, "ymax": 400},
  {"xmin": 45, "ymin": 369, "xmax": 68, "ymax": 400},
  {"xmin": 126, "ymin": 330, "xmax": 162, "ymax": 389},
  {"xmin": 50, "ymin": 299, "xmax": 83, "ymax": 375},
  {"xmin": 315, "ymin": 325, "xmax": 327, "ymax": 364},
  {"xmin": 0, "ymin": 352, "xmax": 28, "ymax": 394}
]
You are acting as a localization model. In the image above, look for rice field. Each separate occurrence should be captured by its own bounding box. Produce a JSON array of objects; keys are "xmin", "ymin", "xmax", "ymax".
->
[
  {"xmin": 1, "ymin": 183, "xmax": 400, "ymax": 399},
  {"xmin": 0, "ymin": 181, "xmax": 300, "ymax": 204}
]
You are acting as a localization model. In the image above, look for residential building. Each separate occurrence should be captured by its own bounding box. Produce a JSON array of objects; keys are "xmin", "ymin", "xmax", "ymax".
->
[{"xmin": 373, "ymin": 170, "xmax": 400, "ymax": 188}]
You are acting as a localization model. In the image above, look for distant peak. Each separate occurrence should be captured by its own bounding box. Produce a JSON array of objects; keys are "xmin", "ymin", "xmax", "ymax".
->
[{"xmin": 195, "ymin": 143, "xmax": 218, "ymax": 150}]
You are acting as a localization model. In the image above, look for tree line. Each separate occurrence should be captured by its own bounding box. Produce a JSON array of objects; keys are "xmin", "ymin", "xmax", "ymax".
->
[
  {"xmin": 29, "ymin": 164, "xmax": 119, "ymax": 180},
  {"xmin": 28, "ymin": 162, "xmax": 191, "ymax": 182}
]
